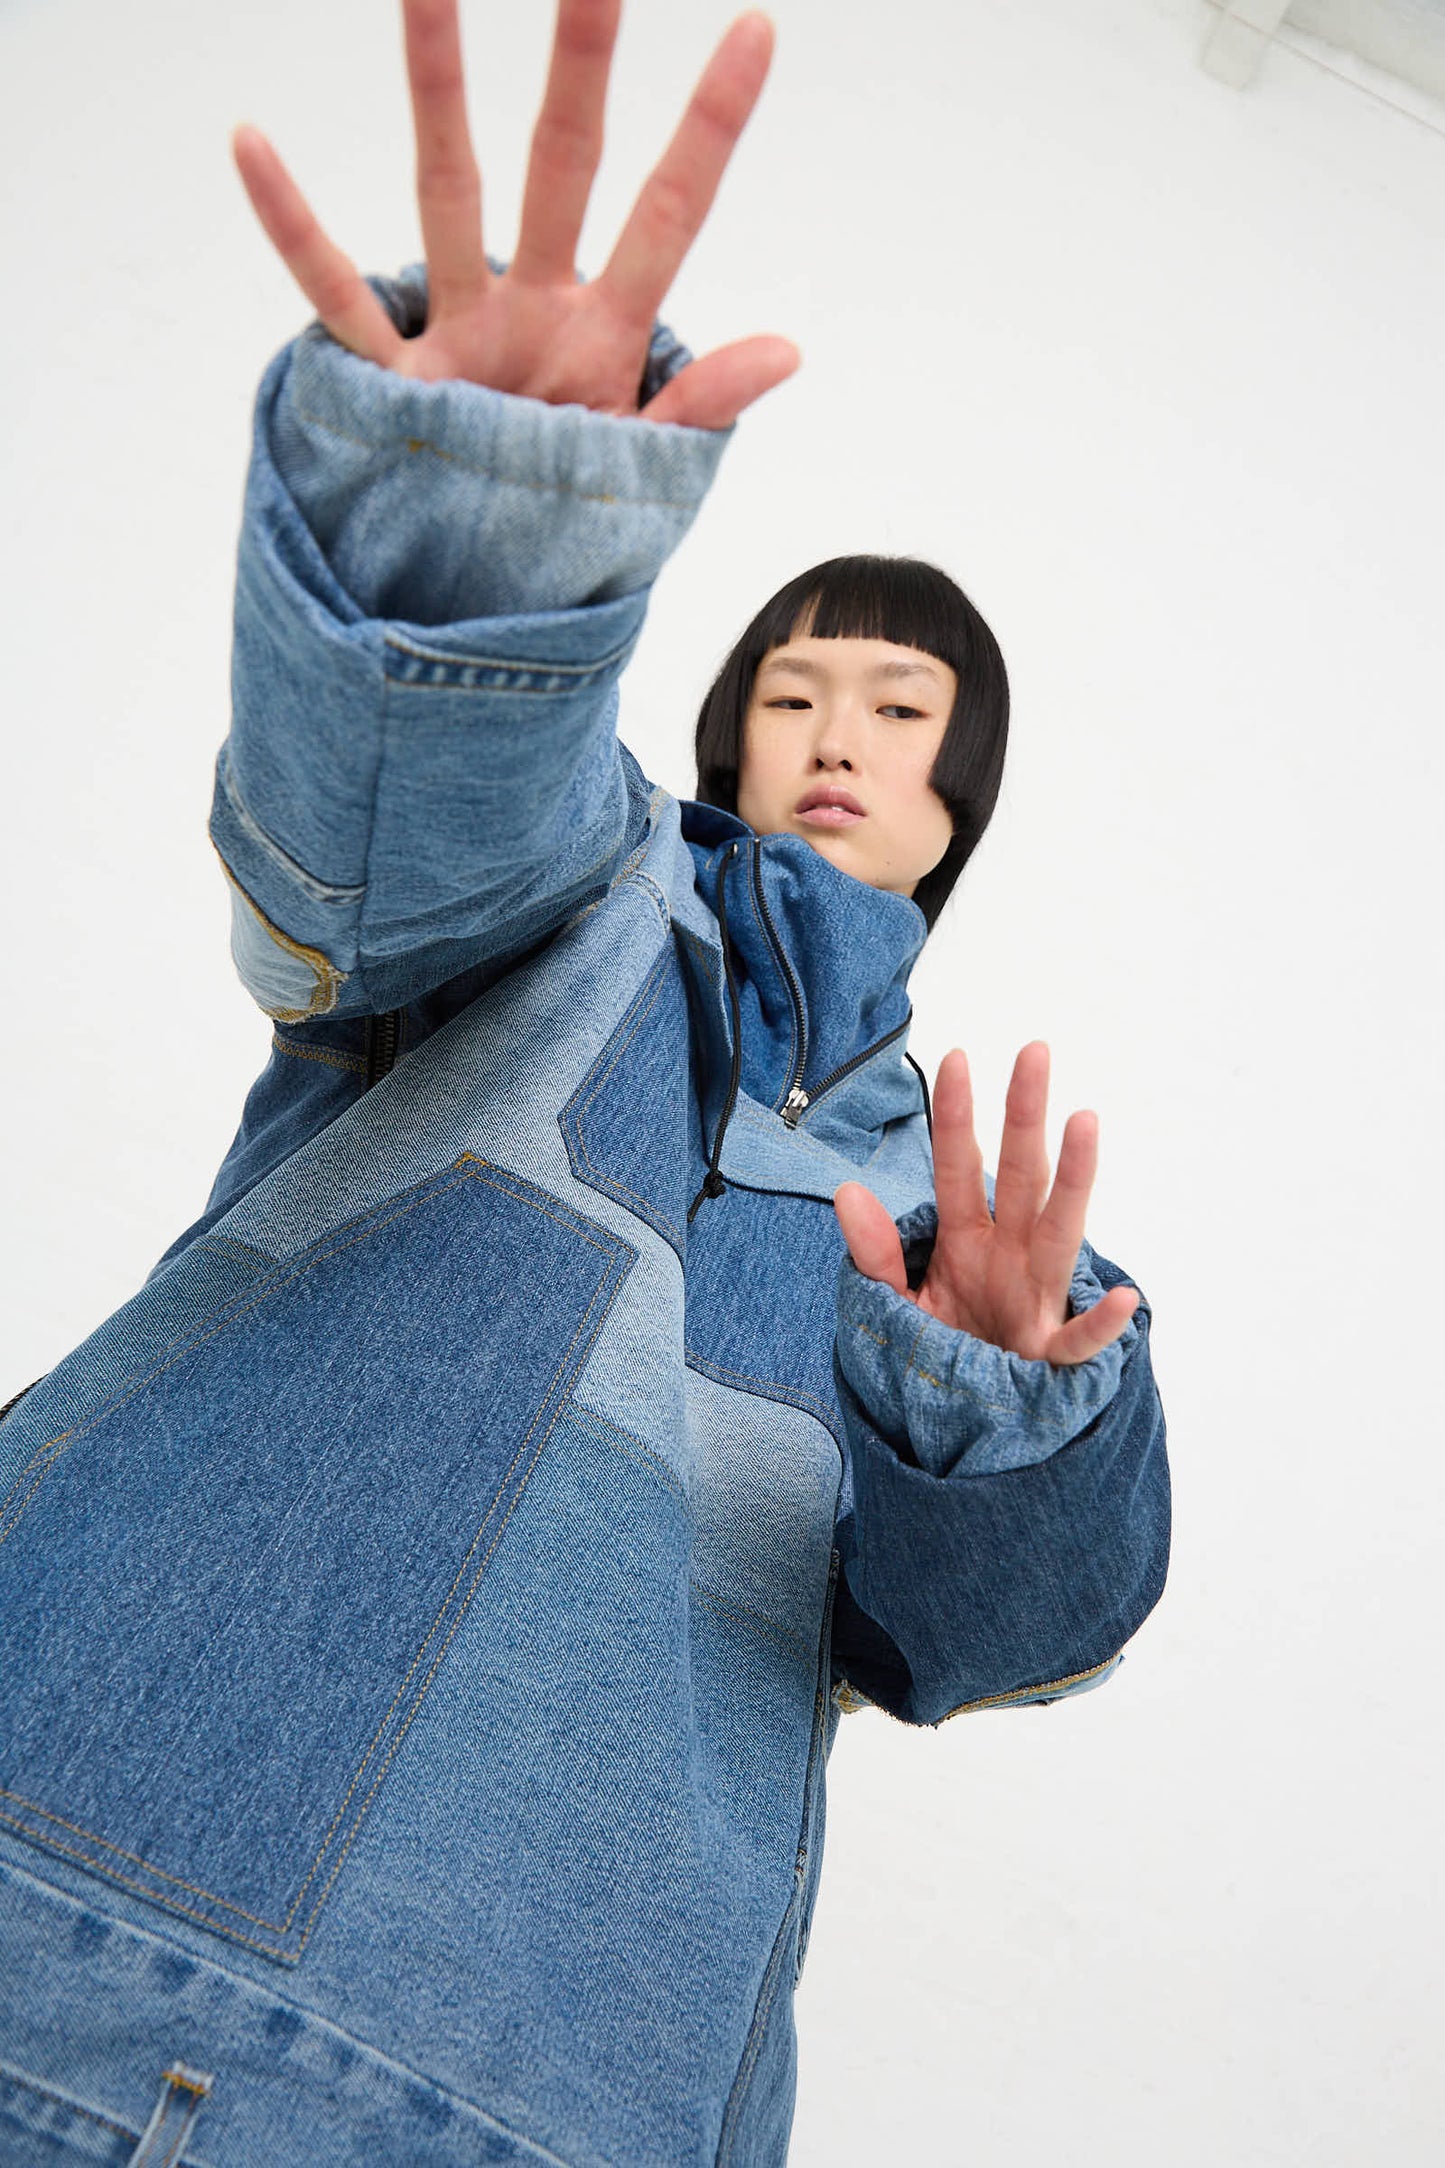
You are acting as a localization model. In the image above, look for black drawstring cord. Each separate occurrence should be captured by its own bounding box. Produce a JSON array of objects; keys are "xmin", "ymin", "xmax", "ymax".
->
[
  {"xmin": 904, "ymin": 1049, "xmax": 934, "ymax": 1143},
  {"xmin": 687, "ymin": 843, "xmax": 744, "ymax": 1224}
]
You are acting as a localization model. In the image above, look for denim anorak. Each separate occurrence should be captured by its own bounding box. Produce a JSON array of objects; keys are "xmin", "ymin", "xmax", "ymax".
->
[{"xmin": 0, "ymin": 271, "xmax": 1170, "ymax": 2168}]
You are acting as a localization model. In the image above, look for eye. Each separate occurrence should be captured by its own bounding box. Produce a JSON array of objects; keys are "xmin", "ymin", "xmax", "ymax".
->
[
  {"xmin": 765, "ymin": 697, "xmax": 812, "ymax": 710},
  {"xmin": 880, "ymin": 705, "xmax": 926, "ymax": 720}
]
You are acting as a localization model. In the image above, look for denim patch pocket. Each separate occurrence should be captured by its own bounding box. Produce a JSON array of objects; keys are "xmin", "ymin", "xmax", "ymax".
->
[{"xmin": 0, "ymin": 1157, "xmax": 635, "ymax": 1966}]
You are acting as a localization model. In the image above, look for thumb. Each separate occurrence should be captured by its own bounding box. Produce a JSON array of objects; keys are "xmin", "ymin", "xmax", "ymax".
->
[
  {"xmin": 833, "ymin": 1182, "xmax": 911, "ymax": 1299},
  {"xmin": 640, "ymin": 335, "xmax": 801, "ymax": 430}
]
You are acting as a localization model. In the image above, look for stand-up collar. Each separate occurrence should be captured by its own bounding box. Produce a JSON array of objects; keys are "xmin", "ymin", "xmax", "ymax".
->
[{"xmin": 680, "ymin": 802, "xmax": 926, "ymax": 1115}]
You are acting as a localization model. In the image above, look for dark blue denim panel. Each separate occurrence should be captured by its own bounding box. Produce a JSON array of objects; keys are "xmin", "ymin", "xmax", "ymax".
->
[
  {"xmin": 559, "ymin": 933, "xmax": 701, "ymax": 1261},
  {"xmin": 684, "ymin": 1185, "xmax": 849, "ymax": 1445},
  {"xmin": 834, "ymin": 1307, "xmax": 1171, "ymax": 1727},
  {"xmin": 0, "ymin": 1159, "xmax": 635, "ymax": 1965}
]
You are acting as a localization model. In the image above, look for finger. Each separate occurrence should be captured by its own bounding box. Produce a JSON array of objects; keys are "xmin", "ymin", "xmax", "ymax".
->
[
  {"xmin": 1044, "ymin": 1284, "xmax": 1140, "ymax": 1366},
  {"xmin": 403, "ymin": 0, "xmax": 488, "ymax": 318},
  {"xmin": 640, "ymin": 334, "xmax": 800, "ymax": 428},
  {"xmin": 513, "ymin": 0, "xmax": 621, "ymax": 283},
  {"xmin": 232, "ymin": 126, "xmax": 405, "ymax": 367},
  {"xmin": 1030, "ymin": 1107, "xmax": 1099, "ymax": 1317},
  {"xmin": 833, "ymin": 1182, "xmax": 910, "ymax": 1299},
  {"xmin": 992, "ymin": 1041, "xmax": 1052, "ymax": 1249},
  {"xmin": 599, "ymin": 10, "xmax": 774, "ymax": 332},
  {"xmin": 928, "ymin": 1049, "xmax": 992, "ymax": 1250}
]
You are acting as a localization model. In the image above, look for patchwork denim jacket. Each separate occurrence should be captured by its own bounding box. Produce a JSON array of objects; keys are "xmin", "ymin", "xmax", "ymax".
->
[{"xmin": 0, "ymin": 268, "xmax": 1170, "ymax": 2168}]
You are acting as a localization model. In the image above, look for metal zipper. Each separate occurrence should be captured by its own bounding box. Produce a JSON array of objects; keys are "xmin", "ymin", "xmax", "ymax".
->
[
  {"xmin": 749, "ymin": 836, "xmax": 914, "ymax": 1132},
  {"xmin": 365, "ymin": 1010, "xmax": 401, "ymax": 1088},
  {"xmin": 779, "ymin": 1011, "xmax": 913, "ymax": 1129},
  {"xmin": 748, "ymin": 838, "xmax": 808, "ymax": 1115}
]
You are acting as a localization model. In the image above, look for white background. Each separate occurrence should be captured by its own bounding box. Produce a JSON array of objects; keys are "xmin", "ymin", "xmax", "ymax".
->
[{"xmin": 1, "ymin": 0, "xmax": 1441, "ymax": 2161}]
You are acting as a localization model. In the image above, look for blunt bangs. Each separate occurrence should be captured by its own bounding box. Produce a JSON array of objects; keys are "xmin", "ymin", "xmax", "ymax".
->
[{"xmin": 692, "ymin": 554, "xmax": 1010, "ymax": 934}]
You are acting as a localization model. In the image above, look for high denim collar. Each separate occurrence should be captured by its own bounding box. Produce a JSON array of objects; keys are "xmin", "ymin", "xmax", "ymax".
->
[{"xmin": 680, "ymin": 801, "xmax": 927, "ymax": 1115}]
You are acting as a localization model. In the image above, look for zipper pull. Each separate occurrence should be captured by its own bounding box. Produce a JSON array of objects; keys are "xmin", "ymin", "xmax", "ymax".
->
[{"xmin": 781, "ymin": 1086, "xmax": 810, "ymax": 1128}]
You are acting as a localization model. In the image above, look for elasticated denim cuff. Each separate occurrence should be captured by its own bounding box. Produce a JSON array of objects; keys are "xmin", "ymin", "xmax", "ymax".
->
[
  {"xmin": 266, "ymin": 261, "xmax": 733, "ymax": 625},
  {"xmin": 834, "ymin": 1199, "xmax": 1140, "ymax": 1479}
]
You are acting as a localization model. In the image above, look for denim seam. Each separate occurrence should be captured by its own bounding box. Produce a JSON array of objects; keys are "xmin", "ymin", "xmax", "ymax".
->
[
  {"xmin": 566, "ymin": 940, "xmax": 684, "ymax": 1249},
  {"xmin": 212, "ymin": 845, "xmax": 346, "ymax": 1022},
  {"xmin": 691, "ymin": 1587, "xmax": 813, "ymax": 1665},
  {"xmin": 673, "ymin": 922, "xmax": 721, "ymax": 987},
  {"xmin": 217, "ymin": 750, "xmax": 365, "ymax": 904},
  {"xmin": 383, "ymin": 661, "xmax": 620, "ymax": 696},
  {"xmin": 566, "ymin": 1403, "xmax": 688, "ymax": 1506},
  {"xmin": 270, "ymin": 1030, "xmax": 369, "ymax": 1076},
  {"xmin": 715, "ymin": 1880, "xmax": 802, "ymax": 2167},
  {"xmin": 936, "ymin": 1651, "xmax": 1123, "ymax": 1719},
  {"xmin": 0, "ymin": 1158, "xmax": 628, "ymax": 1959},
  {"xmin": 0, "ymin": 2059, "xmax": 145, "ymax": 2147},
  {"xmin": 682, "ymin": 1344, "xmax": 837, "ymax": 1430},
  {"xmin": 0, "ymin": 1181, "xmax": 611, "ymax": 1929},
  {"xmin": 290, "ymin": 397, "xmax": 708, "ymax": 512},
  {"xmin": 2, "ymin": 1898, "xmax": 575, "ymax": 2168},
  {"xmin": 717, "ymin": 1567, "xmax": 840, "ymax": 2166},
  {"xmin": 0, "ymin": 1162, "xmax": 563, "ymax": 1538},
  {"xmin": 729, "ymin": 1098, "xmax": 844, "ymax": 1169},
  {"xmin": 844, "ymin": 1318, "xmax": 1015, "ymax": 1415},
  {"xmin": 0, "ymin": 1236, "xmax": 614, "ymax": 1955}
]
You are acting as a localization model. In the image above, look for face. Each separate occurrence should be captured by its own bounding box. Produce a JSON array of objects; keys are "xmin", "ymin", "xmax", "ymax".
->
[{"xmin": 735, "ymin": 634, "xmax": 958, "ymax": 897}]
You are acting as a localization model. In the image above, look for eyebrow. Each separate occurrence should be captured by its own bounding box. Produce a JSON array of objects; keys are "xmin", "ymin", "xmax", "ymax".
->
[{"xmin": 757, "ymin": 653, "xmax": 945, "ymax": 686}]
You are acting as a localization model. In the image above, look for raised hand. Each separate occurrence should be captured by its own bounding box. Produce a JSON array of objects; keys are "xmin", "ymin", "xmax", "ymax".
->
[
  {"xmin": 232, "ymin": 0, "xmax": 799, "ymax": 429},
  {"xmin": 833, "ymin": 1044, "xmax": 1141, "ymax": 1367}
]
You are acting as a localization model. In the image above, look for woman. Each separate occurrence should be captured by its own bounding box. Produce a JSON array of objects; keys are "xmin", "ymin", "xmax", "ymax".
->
[{"xmin": 0, "ymin": 4, "xmax": 1169, "ymax": 2163}]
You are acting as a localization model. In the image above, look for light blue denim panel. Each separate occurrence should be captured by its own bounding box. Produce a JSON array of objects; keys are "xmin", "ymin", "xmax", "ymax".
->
[
  {"xmin": 0, "ymin": 1237, "xmax": 275, "ymax": 1507},
  {"xmin": 0, "ymin": 1859, "xmax": 564, "ymax": 2165},
  {"xmin": 208, "ymin": 854, "xmax": 673, "ymax": 1264}
]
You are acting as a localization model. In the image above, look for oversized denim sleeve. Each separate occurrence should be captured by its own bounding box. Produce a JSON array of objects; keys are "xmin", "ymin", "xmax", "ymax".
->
[
  {"xmin": 210, "ymin": 263, "xmax": 730, "ymax": 1019},
  {"xmin": 828, "ymin": 1199, "xmax": 1170, "ymax": 1727}
]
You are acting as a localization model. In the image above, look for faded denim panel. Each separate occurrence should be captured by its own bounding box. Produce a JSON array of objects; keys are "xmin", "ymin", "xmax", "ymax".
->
[
  {"xmin": 0, "ymin": 1861, "xmax": 569, "ymax": 2165},
  {"xmin": 0, "ymin": 1161, "xmax": 635, "ymax": 1963}
]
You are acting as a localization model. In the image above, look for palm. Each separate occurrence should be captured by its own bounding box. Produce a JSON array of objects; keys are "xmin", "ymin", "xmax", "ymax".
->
[
  {"xmin": 834, "ymin": 1044, "xmax": 1141, "ymax": 1368},
  {"xmin": 232, "ymin": 0, "xmax": 799, "ymax": 430}
]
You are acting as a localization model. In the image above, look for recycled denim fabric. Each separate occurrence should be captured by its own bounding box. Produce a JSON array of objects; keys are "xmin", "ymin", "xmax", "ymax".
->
[{"xmin": 0, "ymin": 268, "xmax": 1170, "ymax": 2167}]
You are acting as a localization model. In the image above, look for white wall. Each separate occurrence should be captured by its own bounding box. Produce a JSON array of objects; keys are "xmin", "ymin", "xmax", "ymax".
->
[{"xmin": 1, "ymin": 0, "xmax": 1441, "ymax": 2160}]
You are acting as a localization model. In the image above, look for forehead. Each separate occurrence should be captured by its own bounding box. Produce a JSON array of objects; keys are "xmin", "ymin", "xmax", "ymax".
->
[{"xmin": 756, "ymin": 636, "xmax": 953, "ymax": 686}]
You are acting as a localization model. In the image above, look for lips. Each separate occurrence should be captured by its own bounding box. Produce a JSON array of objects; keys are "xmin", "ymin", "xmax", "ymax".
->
[{"xmin": 795, "ymin": 786, "xmax": 865, "ymax": 822}]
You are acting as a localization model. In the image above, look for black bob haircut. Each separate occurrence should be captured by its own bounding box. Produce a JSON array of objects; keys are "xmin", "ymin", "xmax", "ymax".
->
[{"xmin": 692, "ymin": 554, "xmax": 1009, "ymax": 934}]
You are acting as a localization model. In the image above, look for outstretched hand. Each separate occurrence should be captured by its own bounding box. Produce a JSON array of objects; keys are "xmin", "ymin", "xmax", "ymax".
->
[
  {"xmin": 232, "ymin": 0, "xmax": 799, "ymax": 429},
  {"xmin": 834, "ymin": 1044, "xmax": 1141, "ymax": 1367}
]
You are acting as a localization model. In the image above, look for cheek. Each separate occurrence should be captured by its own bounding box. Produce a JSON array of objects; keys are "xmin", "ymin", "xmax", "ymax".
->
[{"xmin": 735, "ymin": 716, "xmax": 784, "ymax": 823}]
